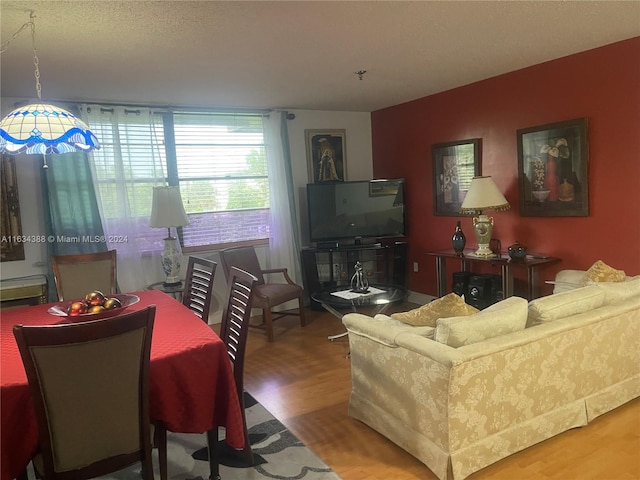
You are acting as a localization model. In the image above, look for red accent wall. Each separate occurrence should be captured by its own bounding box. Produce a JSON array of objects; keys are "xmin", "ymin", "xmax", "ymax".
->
[{"xmin": 372, "ymin": 37, "xmax": 640, "ymax": 296}]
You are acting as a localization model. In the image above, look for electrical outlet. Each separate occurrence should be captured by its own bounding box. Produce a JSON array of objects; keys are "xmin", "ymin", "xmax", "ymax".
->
[{"xmin": 413, "ymin": 261, "xmax": 419, "ymax": 272}]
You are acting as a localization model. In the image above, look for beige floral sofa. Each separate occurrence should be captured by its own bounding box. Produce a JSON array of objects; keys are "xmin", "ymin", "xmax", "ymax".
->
[{"xmin": 342, "ymin": 269, "xmax": 640, "ymax": 480}]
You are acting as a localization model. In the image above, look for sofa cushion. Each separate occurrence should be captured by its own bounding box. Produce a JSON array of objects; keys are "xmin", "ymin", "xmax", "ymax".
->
[
  {"xmin": 390, "ymin": 293, "xmax": 478, "ymax": 327},
  {"xmin": 434, "ymin": 296, "xmax": 528, "ymax": 347},
  {"xmin": 581, "ymin": 260, "xmax": 626, "ymax": 285},
  {"xmin": 591, "ymin": 276, "xmax": 640, "ymax": 305},
  {"xmin": 527, "ymin": 285, "xmax": 605, "ymax": 326}
]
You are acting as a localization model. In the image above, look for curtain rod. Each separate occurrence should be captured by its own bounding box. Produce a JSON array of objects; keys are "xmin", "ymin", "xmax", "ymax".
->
[{"xmin": 9, "ymin": 97, "xmax": 272, "ymax": 115}]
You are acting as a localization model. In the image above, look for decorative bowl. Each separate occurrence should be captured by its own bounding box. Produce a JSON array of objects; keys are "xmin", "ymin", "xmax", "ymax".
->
[
  {"xmin": 48, "ymin": 294, "xmax": 140, "ymax": 321},
  {"xmin": 508, "ymin": 241, "xmax": 527, "ymax": 260}
]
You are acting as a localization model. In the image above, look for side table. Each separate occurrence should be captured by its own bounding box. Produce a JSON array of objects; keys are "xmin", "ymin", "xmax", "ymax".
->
[
  {"xmin": 425, "ymin": 249, "xmax": 560, "ymax": 301},
  {"xmin": 147, "ymin": 281, "xmax": 184, "ymax": 302}
]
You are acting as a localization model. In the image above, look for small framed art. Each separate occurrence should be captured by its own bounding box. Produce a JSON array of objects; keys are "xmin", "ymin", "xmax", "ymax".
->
[
  {"xmin": 305, "ymin": 129, "xmax": 347, "ymax": 183},
  {"xmin": 517, "ymin": 118, "xmax": 588, "ymax": 217},
  {"xmin": 432, "ymin": 138, "xmax": 481, "ymax": 216}
]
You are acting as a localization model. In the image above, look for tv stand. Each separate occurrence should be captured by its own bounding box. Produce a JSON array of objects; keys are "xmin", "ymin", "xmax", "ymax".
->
[{"xmin": 301, "ymin": 239, "xmax": 407, "ymax": 309}]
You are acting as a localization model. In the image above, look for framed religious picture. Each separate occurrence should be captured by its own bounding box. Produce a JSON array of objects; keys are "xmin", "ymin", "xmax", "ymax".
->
[
  {"xmin": 305, "ymin": 129, "xmax": 347, "ymax": 183},
  {"xmin": 1, "ymin": 154, "xmax": 26, "ymax": 262},
  {"xmin": 432, "ymin": 138, "xmax": 481, "ymax": 216},
  {"xmin": 517, "ymin": 118, "xmax": 588, "ymax": 217}
]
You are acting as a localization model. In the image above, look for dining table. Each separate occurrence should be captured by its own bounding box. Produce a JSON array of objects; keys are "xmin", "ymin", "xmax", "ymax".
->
[{"xmin": 0, "ymin": 289, "xmax": 244, "ymax": 480}]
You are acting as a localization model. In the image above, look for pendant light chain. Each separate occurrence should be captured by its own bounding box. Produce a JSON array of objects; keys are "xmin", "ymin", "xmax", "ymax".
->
[
  {"xmin": 30, "ymin": 12, "xmax": 42, "ymax": 100},
  {"xmin": 0, "ymin": 11, "xmax": 41, "ymax": 99}
]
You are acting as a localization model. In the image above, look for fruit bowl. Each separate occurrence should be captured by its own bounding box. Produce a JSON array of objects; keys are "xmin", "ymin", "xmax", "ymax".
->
[{"xmin": 48, "ymin": 294, "xmax": 140, "ymax": 321}]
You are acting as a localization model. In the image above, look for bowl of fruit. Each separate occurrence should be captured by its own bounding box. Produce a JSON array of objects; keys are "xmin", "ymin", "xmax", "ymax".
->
[{"xmin": 48, "ymin": 291, "xmax": 140, "ymax": 321}]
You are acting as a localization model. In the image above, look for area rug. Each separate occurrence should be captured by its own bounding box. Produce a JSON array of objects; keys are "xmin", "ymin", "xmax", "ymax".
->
[{"xmin": 94, "ymin": 392, "xmax": 342, "ymax": 480}]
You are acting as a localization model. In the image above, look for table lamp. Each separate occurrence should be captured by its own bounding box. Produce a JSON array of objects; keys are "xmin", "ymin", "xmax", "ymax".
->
[
  {"xmin": 149, "ymin": 186, "xmax": 189, "ymax": 286},
  {"xmin": 459, "ymin": 176, "xmax": 510, "ymax": 257}
]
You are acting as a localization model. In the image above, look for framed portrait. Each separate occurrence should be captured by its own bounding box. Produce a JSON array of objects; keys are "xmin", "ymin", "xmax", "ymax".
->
[
  {"xmin": 432, "ymin": 138, "xmax": 481, "ymax": 216},
  {"xmin": 1, "ymin": 154, "xmax": 25, "ymax": 262},
  {"xmin": 305, "ymin": 129, "xmax": 347, "ymax": 183},
  {"xmin": 517, "ymin": 118, "xmax": 588, "ymax": 217}
]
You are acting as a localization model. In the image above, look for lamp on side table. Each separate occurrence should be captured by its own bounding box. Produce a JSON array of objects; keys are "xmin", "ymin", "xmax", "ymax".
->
[
  {"xmin": 460, "ymin": 176, "xmax": 510, "ymax": 257},
  {"xmin": 150, "ymin": 186, "xmax": 189, "ymax": 286}
]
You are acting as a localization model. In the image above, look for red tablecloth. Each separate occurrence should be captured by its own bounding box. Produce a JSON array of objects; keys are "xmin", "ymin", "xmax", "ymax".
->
[{"xmin": 0, "ymin": 290, "xmax": 244, "ymax": 480}]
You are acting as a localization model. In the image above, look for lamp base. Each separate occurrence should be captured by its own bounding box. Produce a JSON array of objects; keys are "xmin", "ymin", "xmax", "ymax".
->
[
  {"xmin": 474, "ymin": 244, "xmax": 496, "ymax": 257},
  {"xmin": 161, "ymin": 236, "xmax": 183, "ymax": 286},
  {"xmin": 472, "ymin": 214, "xmax": 496, "ymax": 257}
]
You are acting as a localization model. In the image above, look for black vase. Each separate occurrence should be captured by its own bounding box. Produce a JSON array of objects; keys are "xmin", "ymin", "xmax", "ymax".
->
[{"xmin": 452, "ymin": 221, "xmax": 466, "ymax": 255}]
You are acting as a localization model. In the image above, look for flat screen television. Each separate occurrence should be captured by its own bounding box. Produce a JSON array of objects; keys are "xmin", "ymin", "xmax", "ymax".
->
[{"xmin": 306, "ymin": 179, "xmax": 405, "ymax": 245}]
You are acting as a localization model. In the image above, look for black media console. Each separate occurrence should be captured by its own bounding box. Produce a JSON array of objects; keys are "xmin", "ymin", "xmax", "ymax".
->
[{"xmin": 300, "ymin": 239, "xmax": 407, "ymax": 309}]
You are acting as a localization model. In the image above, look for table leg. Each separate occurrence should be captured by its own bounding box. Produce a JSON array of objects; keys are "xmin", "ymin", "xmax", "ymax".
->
[
  {"xmin": 435, "ymin": 257, "xmax": 446, "ymax": 297},
  {"xmin": 528, "ymin": 266, "xmax": 539, "ymax": 300},
  {"xmin": 501, "ymin": 264, "xmax": 514, "ymax": 298}
]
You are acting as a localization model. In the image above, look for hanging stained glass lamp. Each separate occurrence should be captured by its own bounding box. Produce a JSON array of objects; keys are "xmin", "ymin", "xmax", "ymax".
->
[
  {"xmin": 0, "ymin": 104, "xmax": 100, "ymax": 155},
  {"xmin": 0, "ymin": 11, "xmax": 100, "ymax": 156}
]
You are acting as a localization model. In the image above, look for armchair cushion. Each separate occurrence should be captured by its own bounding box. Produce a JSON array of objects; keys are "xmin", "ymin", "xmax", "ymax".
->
[
  {"xmin": 390, "ymin": 293, "xmax": 478, "ymax": 327},
  {"xmin": 434, "ymin": 296, "xmax": 528, "ymax": 347}
]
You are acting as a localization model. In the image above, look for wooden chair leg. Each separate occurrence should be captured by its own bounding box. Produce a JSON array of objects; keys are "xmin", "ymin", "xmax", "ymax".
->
[
  {"xmin": 154, "ymin": 422, "xmax": 168, "ymax": 480},
  {"xmin": 206, "ymin": 428, "xmax": 221, "ymax": 480},
  {"xmin": 264, "ymin": 308, "xmax": 275, "ymax": 342},
  {"xmin": 298, "ymin": 296, "xmax": 307, "ymax": 327}
]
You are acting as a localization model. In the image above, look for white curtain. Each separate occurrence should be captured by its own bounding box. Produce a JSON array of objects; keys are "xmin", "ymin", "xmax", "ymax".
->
[
  {"xmin": 264, "ymin": 111, "xmax": 302, "ymax": 284},
  {"xmin": 82, "ymin": 105, "xmax": 165, "ymax": 292}
]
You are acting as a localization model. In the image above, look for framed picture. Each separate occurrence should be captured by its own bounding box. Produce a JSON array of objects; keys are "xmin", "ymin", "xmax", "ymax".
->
[
  {"xmin": 1, "ymin": 154, "xmax": 25, "ymax": 262},
  {"xmin": 517, "ymin": 118, "xmax": 588, "ymax": 217},
  {"xmin": 432, "ymin": 138, "xmax": 481, "ymax": 216},
  {"xmin": 305, "ymin": 129, "xmax": 347, "ymax": 183}
]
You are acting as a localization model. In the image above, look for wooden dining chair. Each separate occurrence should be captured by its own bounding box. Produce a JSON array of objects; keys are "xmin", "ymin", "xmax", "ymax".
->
[
  {"xmin": 182, "ymin": 256, "xmax": 217, "ymax": 322},
  {"xmin": 218, "ymin": 266, "xmax": 259, "ymax": 465},
  {"xmin": 219, "ymin": 246, "xmax": 306, "ymax": 341},
  {"xmin": 51, "ymin": 250, "xmax": 117, "ymax": 301},
  {"xmin": 12, "ymin": 306, "xmax": 158, "ymax": 480}
]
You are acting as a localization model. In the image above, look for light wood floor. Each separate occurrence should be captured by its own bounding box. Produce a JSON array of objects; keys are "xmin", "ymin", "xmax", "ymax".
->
[{"xmin": 213, "ymin": 304, "xmax": 640, "ymax": 480}]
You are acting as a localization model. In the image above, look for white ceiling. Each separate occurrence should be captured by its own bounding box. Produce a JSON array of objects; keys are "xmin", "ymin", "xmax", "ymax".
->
[{"xmin": 1, "ymin": 1, "xmax": 639, "ymax": 113}]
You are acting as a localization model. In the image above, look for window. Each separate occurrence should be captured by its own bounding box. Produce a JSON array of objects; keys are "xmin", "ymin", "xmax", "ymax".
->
[
  {"xmin": 170, "ymin": 112, "xmax": 269, "ymax": 248},
  {"xmin": 85, "ymin": 107, "xmax": 269, "ymax": 252}
]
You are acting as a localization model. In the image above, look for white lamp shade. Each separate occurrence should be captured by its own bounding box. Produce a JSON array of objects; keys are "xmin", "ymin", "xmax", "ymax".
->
[
  {"xmin": 460, "ymin": 176, "xmax": 510, "ymax": 213},
  {"xmin": 149, "ymin": 186, "xmax": 189, "ymax": 228}
]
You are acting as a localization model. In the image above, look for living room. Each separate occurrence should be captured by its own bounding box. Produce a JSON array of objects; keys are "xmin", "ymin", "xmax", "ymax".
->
[{"xmin": 1, "ymin": 2, "xmax": 639, "ymax": 479}]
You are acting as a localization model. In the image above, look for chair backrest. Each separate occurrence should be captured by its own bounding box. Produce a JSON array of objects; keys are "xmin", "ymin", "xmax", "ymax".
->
[
  {"xmin": 182, "ymin": 256, "xmax": 217, "ymax": 322},
  {"xmin": 219, "ymin": 266, "xmax": 258, "ymax": 397},
  {"xmin": 13, "ymin": 306, "xmax": 156, "ymax": 480},
  {"xmin": 51, "ymin": 250, "xmax": 117, "ymax": 301},
  {"xmin": 219, "ymin": 246, "xmax": 265, "ymax": 285}
]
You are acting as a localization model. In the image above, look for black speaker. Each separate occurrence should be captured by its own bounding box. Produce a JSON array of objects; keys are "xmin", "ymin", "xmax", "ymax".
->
[
  {"xmin": 452, "ymin": 271, "xmax": 472, "ymax": 296},
  {"xmin": 467, "ymin": 273, "xmax": 503, "ymax": 308},
  {"xmin": 485, "ymin": 274, "xmax": 503, "ymax": 303},
  {"xmin": 467, "ymin": 274, "xmax": 492, "ymax": 309}
]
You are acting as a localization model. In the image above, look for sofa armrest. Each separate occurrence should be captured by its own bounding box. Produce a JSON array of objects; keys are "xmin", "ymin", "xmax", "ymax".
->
[{"xmin": 342, "ymin": 313, "xmax": 430, "ymax": 347}]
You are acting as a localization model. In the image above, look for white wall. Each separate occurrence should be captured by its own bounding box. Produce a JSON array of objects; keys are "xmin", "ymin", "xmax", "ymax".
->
[
  {"xmin": 0, "ymin": 100, "xmax": 374, "ymax": 320},
  {"xmin": 285, "ymin": 109, "xmax": 372, "ymax": 247}
]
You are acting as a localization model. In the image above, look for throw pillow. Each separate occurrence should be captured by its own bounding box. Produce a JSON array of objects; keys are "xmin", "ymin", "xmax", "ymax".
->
[
  {"xmin": 581, "ymin": 260, "xmax": 626, "ymax": 285},
  {"xmin": 527, "ymin": 285, "xmax": 605, "ymax": 326},
  {"xmin": 434, "ymin": 296, "xmax": 528, "ymax": 347},
  {"xmin": 391, "ymin": 293, "xmax": 478, "ymax": 327}
]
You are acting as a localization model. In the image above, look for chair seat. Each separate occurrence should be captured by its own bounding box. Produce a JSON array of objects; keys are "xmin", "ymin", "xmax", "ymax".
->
[{"xmin": 254, "ymin": 283, "xmax": 303, "ymax": 306}]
